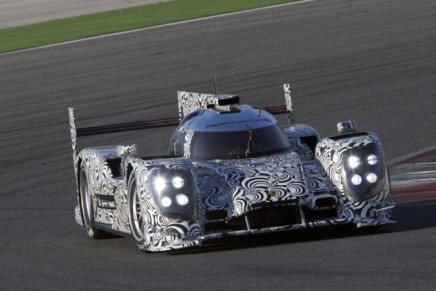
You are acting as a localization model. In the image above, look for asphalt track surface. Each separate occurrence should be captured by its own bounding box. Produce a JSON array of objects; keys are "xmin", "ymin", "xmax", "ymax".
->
[{"xmin": 1, "ymin": 0, "xmax": 436, "ymax": 289}]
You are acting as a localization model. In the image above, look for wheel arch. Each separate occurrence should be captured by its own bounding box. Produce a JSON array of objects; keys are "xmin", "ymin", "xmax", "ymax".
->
[{"xmin": 126, "ymin": 163, "xmax": 134, "ymax": 183}]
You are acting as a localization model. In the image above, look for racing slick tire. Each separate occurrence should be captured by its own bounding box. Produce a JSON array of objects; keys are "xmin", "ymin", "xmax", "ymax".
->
[
  {"xmin": 127, "ymin": 174, "xmax": 149, "ymax": 251},
  {"xmin": 334, "ymin": 223, "xmax": 382, "ymax": 232},
  {"xmin": 79, "ymin": 166, "xmax": 110, "ymax": 239}
]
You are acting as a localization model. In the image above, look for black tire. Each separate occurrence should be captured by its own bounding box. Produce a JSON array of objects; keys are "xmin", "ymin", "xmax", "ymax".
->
[
  {"xmin": 333, "ymin": 223, "xmax": 358, "ymax": 232},
  {"xmin": 79, "ymin": 167, "xmax": 109, "ymax": 239},
  {"xmin": 127, "ymin": 175, "xmax": 148, "ymax": 250},
  {"xmin": 334, "ymin": 223, "xmax": 382, "ymax": 233}
]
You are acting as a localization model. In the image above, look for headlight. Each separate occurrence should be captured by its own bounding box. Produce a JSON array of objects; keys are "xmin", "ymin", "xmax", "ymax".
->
[
  {"xmin": 176, "ymin": 194, "xmax": 189, "ymax": 206},
  {"xmin": 172, "ymin": 176, "xmax": 184, "ymax": 189},
  {"xmin": 366, "ymin": 172, "xmax": 378, "ymax": 183},
  {"xmin": 348, "ymin": 156, "xmax": 361, "ymax": 169},
  {"xmin": 161, "ymin": 197, "xmax": 172, "ymax": 207},
  {"xmin": 367, "ymin": 154, "xmax": 378, "ymax": 165},
  {"xmin": 351, "ymin": 174, "xmax": 362, "ymax": 185},
  {"xmin": 148, "ymin": 167, "xmax": 196, "ymax": 220},
  {"xmin": 340, "ymin": 135, "xmax": 385, "ymax": 202},
  {"xmin": 153, "ymin": 176, "xmax": 167, "ymax": 194}
]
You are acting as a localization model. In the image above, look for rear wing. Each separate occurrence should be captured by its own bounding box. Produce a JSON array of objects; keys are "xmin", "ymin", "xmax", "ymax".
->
[
  {"xmin": 177, "ymin": 83, "xmax": 293, "ymax": 119},
  {"xmin": 68, "ymin": 108, "xmax": 179, "ymax": 153},
  {"xmin": 68, "ymin": 83, "xmax": 293, "ymax": 154}
]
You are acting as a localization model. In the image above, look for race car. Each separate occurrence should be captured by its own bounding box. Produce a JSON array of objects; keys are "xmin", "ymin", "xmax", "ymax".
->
[{"xmin": 68, "ymin": 83, "xmax": 395, "ymax": 252}]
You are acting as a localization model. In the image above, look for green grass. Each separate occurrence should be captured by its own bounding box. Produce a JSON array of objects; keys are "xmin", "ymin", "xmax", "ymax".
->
[{"xmin": 0, "ymin": 0, "xmax": 298, "ymax": 53}]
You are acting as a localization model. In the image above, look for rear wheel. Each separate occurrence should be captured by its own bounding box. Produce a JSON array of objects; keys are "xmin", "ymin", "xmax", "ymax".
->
[
  {"xmin": 128, "ymin": 175, "xmax": 148, "ymax": 250},
  {"xmin": 79, "ymin": 167, "xmax": 108, "ymax": 239}
]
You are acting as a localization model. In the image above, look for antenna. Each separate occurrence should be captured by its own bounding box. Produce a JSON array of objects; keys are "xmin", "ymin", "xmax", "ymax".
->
[{"xmin": 213, "ymin": 75, "xmax": 218, "ymax": 95}]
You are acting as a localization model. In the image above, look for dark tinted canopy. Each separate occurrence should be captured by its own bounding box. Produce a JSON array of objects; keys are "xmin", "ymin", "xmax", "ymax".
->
[{"xmin": 191, "ymin": 124, "xmax": 290, "ymax": 161}]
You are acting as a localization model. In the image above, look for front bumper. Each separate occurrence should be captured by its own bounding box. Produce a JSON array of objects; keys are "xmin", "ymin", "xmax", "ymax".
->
[
  {"xmin": 148, "ymin": 202, "xmax": 396, "ymax": 252},
  {"xmin": 73, "ymin": 196, "xmax": 396, "ymax": 252}
]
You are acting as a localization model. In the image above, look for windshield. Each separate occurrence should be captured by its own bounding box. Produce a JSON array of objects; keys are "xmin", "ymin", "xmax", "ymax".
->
[{"xmin": 191, "ymin": 124, "xmax": 290, "ymax": 161}]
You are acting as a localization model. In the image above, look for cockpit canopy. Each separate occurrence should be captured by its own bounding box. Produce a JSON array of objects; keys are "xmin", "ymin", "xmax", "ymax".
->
[{"xmin": 170, "ymin": 105, "xmax": 290, "ymax": 161}]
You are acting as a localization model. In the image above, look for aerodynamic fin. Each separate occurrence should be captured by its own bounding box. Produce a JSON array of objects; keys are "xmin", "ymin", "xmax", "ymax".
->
[
  {"xmin": 245, "ymin": 83, "xmax": 293, "ymax": 117},
  {"xmin": 283, "ymin": 83, "xmax": 293, "ymax": 113},
  {"xmin": 68, "ymin": 107, "xmax": 77, "ymax": 154}
]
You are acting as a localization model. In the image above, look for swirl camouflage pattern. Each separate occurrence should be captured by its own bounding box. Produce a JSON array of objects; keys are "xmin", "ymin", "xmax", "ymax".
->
[{"xmin": 68, "ymin": 84, "xmax": 395, "ymax": 252}]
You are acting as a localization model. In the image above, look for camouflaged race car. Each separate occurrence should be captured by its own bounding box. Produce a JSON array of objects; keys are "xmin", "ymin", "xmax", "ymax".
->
[{"xmin": 68, "ymin": 83, "xmax": 395, "ymax": 252}]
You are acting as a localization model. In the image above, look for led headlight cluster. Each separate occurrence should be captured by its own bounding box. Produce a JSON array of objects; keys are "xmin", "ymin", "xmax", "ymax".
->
[
  {"xmin": 348, "ymin": 156, "xmax": 362, "ymax": 169},
  {"xmin": 347, "ymin": 154, "xmax": 379, "ymax": 185},
  {"xmin": 350, "ymin": 174, "xmax": 362, "ymax": 185},
  {"xmin": 148, "ymin": 167, "xmax": 196, "ymax": 220},
  {"xmin": 342, "ymin": 143, "xmax": 385, "ymax": 202}
]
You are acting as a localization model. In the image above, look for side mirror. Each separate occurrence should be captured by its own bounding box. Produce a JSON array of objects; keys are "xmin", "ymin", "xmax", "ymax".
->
[{"xmin": 117, "ymin": 144, "xmax": 138, "ymax": 157}]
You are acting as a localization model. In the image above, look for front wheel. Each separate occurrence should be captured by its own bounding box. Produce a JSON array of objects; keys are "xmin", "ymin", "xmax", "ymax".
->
[
  {"xmin": 128, "ymin": 175, "xmax": 148, "ymax": 250},
  {"xmin": 79, "ymin": 167, "xmax": 109, "ymax": 239}
]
